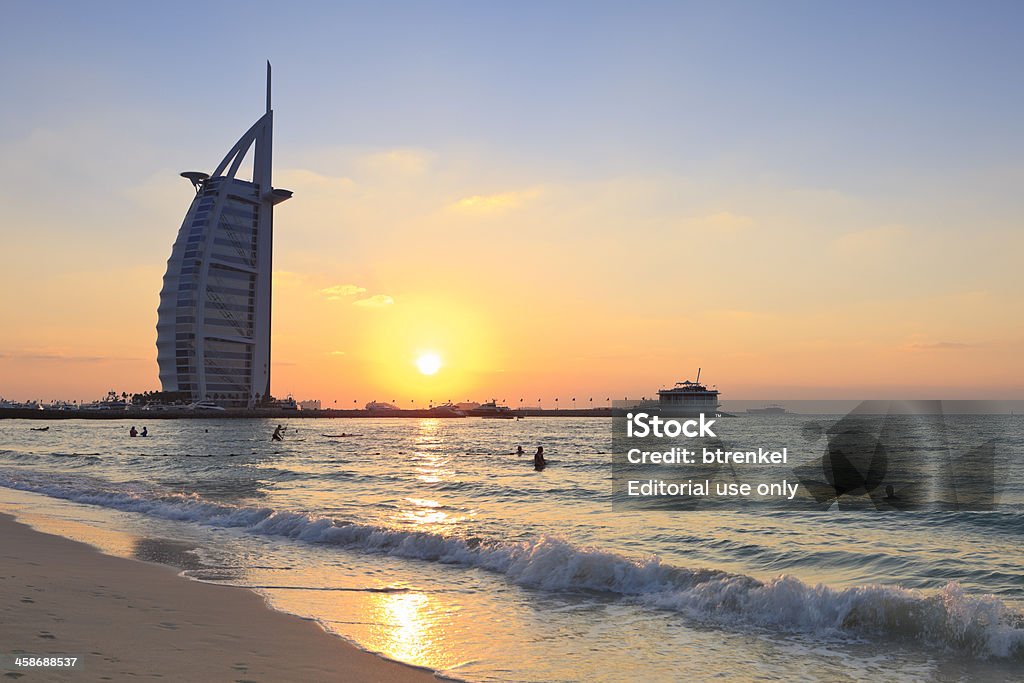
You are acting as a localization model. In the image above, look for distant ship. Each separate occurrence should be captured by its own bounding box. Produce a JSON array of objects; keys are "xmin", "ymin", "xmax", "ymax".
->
[
  {"xmin": 0, "ymin": 398, "xmax": 43, "ymax": 410},
  {"xmin": 81, "ymin": 392, "xmax": 130, "ymax": 411},
  {"xmin": 365, "ymin": 401, "xmax": 399, "ymax": 412},
  {"xmin": 428, "ymin": 402, "xmax": 466, "ymax": 417},
  {"xmin": 746, "ymin": 404, "xmax": 787, "ymax": 415},
  {"xmin": 657, "ymin": 368, "xmax": 720, "ymax": 416},
  {"xmin": 269, "ymin": 396, "xmax": 298, "ymax": 411},
  {"xmin": 471, "ymin": 401, "xmax": 516, "ymax": 419}
]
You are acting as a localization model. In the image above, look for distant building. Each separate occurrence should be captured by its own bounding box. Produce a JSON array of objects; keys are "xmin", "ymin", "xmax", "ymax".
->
[
  {"xmin": 156, "ymin": 64, "xmax": 292, "ymax": 408},
  {"xmin": 299, "ymin": 399, "xmax": 321, "ymax": 411}
]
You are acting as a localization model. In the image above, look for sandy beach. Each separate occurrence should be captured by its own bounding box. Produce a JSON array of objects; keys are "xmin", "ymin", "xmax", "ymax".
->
[{"xmin": 0, "ymin": 512, "xmax": 441, "ymax": 682}]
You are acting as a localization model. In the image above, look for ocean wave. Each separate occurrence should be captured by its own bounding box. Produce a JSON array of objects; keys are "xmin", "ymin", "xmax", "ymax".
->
[
  {"xmin": 0, "ymin": 469, "xmax": 1020, "ymax": 659},
  {"xmin": 51, "ymin": 452, "xmax": 102, "ymax": 460}
]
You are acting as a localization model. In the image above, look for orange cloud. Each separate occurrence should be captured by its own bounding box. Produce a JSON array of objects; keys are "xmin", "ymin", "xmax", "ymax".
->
[
  {"xmin": 354, "ymin": 294, "xmax": 394, "ymax": 307},
  {"xmin": 320, "ymin": 284, "xmax": 367, "ymax": 300}
]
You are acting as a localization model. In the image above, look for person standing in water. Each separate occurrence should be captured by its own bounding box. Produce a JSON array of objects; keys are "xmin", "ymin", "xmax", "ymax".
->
[
  {"xmin": 140, "ymin": 427, "xmax": 148, "ymax": 437},
  {"xmin": 272, "ymin": 424, "xmax": 284, "ymax": 441},
  {"xmin": 129, "ymin": 426, "xmax": 138, "ymax": 437},
  {"xmin": 533, "ymin": 446, "xmax": 546, "ymax": 471},
  {"xmin": 516, "ymin": 445, "xmax": 524, "ymax": 456}
]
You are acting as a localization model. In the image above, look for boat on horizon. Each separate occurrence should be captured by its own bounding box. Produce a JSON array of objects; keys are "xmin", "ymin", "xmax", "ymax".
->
[
  {"xmin": 656, "ymin": 368, "xmax": 721, "ymax": 416},
  {"xmin": 270, "ymin": 396, "xmax": 298, "ymax": 411},
  {"xmin": 471, "ymin": 401, "xmax": 516, "ymax": 419},
  {"xmin": 82, "ymin": 392, "xmax": 130, "ymax": 411},
  {"xmin": 428, "ymin": 402, "xmax": 467, "ymax": 417},
  {"xmin": 365, "ymin": 401, "xmax": 400, "ymax": 413},
  {"xmin": 0, "ymin": 398, "xmax": 44, "ymax": 410}
]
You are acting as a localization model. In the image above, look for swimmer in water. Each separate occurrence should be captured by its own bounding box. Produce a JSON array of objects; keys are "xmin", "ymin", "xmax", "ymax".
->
[
  {"xmin": 140, "ymin": 427, "xmax": 148, "ymax": 437},
  {"xmin": 516, "ymin": 445, "xmax": 524, "ymax": 456},
  {"xmin": 272, "ymin": 424, "xmax": 284, "ymax": 441},
  {"xmin": 533, "ymin": 446, "xmax": 546, "ymax": 471},
  {"xmin": 129, "ymin": 426, "xmax": 138, "ymax": 437}
]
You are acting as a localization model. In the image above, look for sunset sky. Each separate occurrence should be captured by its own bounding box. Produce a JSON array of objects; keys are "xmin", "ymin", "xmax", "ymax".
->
[{"xmin": 1, "ymin": 2, "xmax": 1022, "ymax": 403}]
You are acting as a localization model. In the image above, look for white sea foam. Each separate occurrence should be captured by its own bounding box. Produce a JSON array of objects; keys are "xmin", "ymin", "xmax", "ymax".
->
[{"xmin": 1, "ymin": 470, "xmax": 1021, "ymax": 659}]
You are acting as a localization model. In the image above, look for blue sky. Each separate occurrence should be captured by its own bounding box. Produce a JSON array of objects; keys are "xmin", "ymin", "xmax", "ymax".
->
[{"xmin": 5, "ymin": 1, "xmax": 1023, "ymax": 184}]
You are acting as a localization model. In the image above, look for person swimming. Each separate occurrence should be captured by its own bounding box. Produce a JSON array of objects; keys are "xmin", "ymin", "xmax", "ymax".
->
[
  {"xmin": 533, "ymin": 446, "xmax": 546, "ymax": 471},
  {"xmin": 272, "ymin": 424, "xmax": 284, "ymax": 441},
  {"xmin": 516, "ymin": 445, "xmax": 524, "ymax": 456}
]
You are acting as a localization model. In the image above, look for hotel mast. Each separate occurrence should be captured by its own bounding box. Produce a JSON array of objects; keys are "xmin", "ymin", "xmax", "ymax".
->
[{"xmin": 156, "ymin": 63, "xmax": 292, "ymax": 408}]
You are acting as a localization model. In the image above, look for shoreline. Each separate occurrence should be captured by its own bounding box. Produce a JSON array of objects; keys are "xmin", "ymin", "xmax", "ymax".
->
[
  {"xmin": 0, "ymin": 407, "xmax": 613, "ymax": 420},
  {"xmin": 0, "ymin": 511, "xmax": 446, "ymax": 682}
]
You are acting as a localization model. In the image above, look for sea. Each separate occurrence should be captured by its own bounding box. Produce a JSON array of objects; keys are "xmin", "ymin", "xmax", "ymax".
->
[{"xmin": 0, "ymin": 415, "xmax": 1021, "ymax": 682}]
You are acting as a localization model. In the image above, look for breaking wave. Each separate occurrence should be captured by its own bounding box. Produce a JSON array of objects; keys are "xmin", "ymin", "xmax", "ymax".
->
[{"xmin": 1, "ymin": 468, "xmax": 1021, "ymax": 659}]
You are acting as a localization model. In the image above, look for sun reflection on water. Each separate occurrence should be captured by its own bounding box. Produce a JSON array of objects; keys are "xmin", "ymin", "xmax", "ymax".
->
[
  {"xmin": 371, "ymin": 591, "xmax": 439, "ymax": 665},
  {"xmin": 402, "ymin": 497, "xmax": 452, "ymax": 526},
  {"xmin": 413, "ymin": 418, "xmax": 455, "ymax": 484}
]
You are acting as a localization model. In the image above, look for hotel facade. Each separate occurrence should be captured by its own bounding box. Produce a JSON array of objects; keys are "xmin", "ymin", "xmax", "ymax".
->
[{"xmin": 156, "ymin": 64, "xmax": 291, "ymax": 408}]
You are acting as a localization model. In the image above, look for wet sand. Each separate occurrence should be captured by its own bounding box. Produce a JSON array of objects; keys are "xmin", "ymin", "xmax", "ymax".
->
[{"xmin": 0, "ymin": 513, "xmax": 442, "ymax": 681}]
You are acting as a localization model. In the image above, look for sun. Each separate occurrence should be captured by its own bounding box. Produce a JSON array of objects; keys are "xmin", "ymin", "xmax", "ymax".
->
[{"xmin": 415, "ymin": 352, "xmax": 442, "ymax": 376}]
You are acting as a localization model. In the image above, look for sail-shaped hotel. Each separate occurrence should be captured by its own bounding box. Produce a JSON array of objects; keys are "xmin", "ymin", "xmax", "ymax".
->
[{"xmin": 156, "ymin": 64, "xmax": 291, "ymax": 408}]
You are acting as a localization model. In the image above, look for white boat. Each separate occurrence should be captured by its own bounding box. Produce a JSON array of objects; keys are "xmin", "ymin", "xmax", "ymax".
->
[
  {"xmin": 0, "ymin": 398, "xmax": 43, "ymax": 410},
  {"xmin": 142, "ymin": 402, "xmax": 189, "ymax": 411},
  {"xmin": 428, "ymin": 402, "xmax": 466, "ymax": 417},
  {"xmin": 189, "ymin": 400, "xmax": 227, "ymax": 412},
  {"xmin": 657, "ymin": 368, "xmax": 720, "ymax": 416},
  {"xmin": 365, "ymin": 401, "xmax": 399, "ymax": 412},
  {"xmin": 471, "ymin": 401, "xmax": 515, "ymax": 419},
  {"xmin": 271, "ymin": 396, "xmax": 298, "ymax": 411},
  {"xmin": 82, "ymin": 392, "xmax": 130, "ymax": 411}
]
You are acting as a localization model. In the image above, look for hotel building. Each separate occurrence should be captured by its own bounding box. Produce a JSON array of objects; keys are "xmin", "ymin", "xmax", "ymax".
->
[{"xmin": 156, "ymin": 64, "xmax": 291, "ymax": 408}]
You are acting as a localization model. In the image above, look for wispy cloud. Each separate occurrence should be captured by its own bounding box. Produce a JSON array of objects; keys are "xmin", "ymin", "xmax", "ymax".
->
[
  {"xmin": 361, "ymin": 149, "xmax": 431, "ymax": 176},
  {"xmin": 353, "ymin": 294, "xmax": 394, "ymax": 307},
  {"xmin": 318, "ymin": 284, "xmax": 393, "ymax": 308},
  {"xmin": 328, "ymin": 350, "xmax": 346, "ymax": 356},
  {"xmin": 320, "ymin": 284, "xmax": 367, "ymax": 300},
  {"xmin": 448, "ymin": 188, "xmax": 541, "ymax": 213}
]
